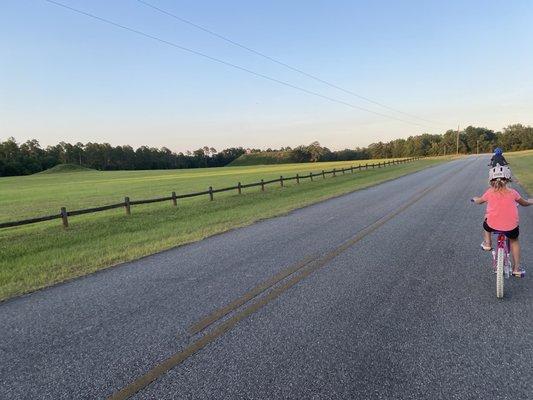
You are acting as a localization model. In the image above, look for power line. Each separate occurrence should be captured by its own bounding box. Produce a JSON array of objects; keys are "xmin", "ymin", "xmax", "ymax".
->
[
  {"xmin": 42, "ymin": 0, "xmax": 431, "ymax": 128},
  {"xmin": 135, "ymin": 0, "xmax": 444, "ymax": 127}
]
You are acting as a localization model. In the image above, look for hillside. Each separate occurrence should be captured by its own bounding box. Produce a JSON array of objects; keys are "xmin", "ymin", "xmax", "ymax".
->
[
  {"xmin": 38, "ymin": 164, "xmax": 95, "ymax": 174},
  {"xmin": 229, "ymin": 151, "xmax": 294, "ymax": 166}
]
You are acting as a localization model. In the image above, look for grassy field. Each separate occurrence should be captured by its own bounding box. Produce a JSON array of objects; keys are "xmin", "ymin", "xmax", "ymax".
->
[
  {"xmin": 2, "ymin": 157, "xmax": 413, "ymax": 223},
  {"xmin": 0, "ymin": 157, "xmax": 446, "ymax": 301},
  {"xmin": 507, "ymin": 149, "xmax": 533, "ymax": 193}
]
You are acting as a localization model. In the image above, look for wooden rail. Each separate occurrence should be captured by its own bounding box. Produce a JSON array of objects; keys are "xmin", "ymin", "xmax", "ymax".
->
[{"xmin": 0, "ymin": 157, "xmax": 420, "ymax": 230}]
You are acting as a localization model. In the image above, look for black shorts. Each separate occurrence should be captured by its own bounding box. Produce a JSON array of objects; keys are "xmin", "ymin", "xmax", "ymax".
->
[{"xmin": 483, "ymin": 219, "xmax": 519, "ymax": 239}]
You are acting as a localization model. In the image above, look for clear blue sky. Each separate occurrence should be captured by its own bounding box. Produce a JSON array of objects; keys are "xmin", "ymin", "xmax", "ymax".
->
[{"xmin": 1, "ymin": 0, "xmax": 532, "ymax": 152}]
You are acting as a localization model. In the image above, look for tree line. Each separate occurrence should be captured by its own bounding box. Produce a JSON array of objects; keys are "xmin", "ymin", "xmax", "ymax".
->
[
  {"xmin": 0, "ymin": 141, "xmax": 245, "ymax": 176},
  {"xmin": 282, "ymin": 124, "xmax": 532, "ymax": 163},
  {"xmin": 1, "ymin": 124, "xmax": 531, "ymax": 176}
]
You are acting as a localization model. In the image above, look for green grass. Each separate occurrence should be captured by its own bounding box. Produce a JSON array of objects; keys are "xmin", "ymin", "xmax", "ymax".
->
[
  {"xmin": 506, "ymin": 149, "xmax": 533, "ymax": 194},
  {"xmin": 0, "ymin": 157, "xmax": 447, "ymax": 301},
  {"xmin": 1, "ymin": 158, "xmax": 414, "ymax": 223},
  {"xmin": 229, "ymin": 150, "xmax": 293, "ymax": 166}
]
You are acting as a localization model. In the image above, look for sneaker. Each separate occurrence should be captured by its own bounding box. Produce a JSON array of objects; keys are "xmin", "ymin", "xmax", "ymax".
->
[
  {"xmin": 481, "ymin": 242, "xmax": 492, "ymax": 251},
  {"xmin": 512, "ymin": 267, "xmax": 526, "ymax": 278}
]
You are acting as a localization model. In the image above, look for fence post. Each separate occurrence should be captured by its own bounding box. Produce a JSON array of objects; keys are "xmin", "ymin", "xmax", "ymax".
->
[
  {"xmin": 322, "ymin": 170, "xmax": 326, "ymax": 179},
  {"xmin": 296, "ymin": 173, "xmax": 300, "ymax": 184},
  {"xmin": 310, "ymin": 172, "xmax": 313, "ymax": 181},
  {"xmin": 365, "ymin": 163, "xmax": 368, "ymax": 170},
  {"xmin": 351, "ymin": 166, "xmax": 354, "ymax": 173},
  {"xmin": 172, "ymin": 191, "xmax": 177, "ymax": 206},
  {"xmin": 209, "ymin": 186, "xmax": 214, "ymax": 201},
  {"xmin": 342, "ymin": 168, "xmax": 345, "ymax": 174},
  {"xmin": 60, "ymin": 207, "xmax": 68, "ymax": 228},
  {"xmin": 280, "ymin": 176, "xmax": 284, "ymax": 187},
  {"xmin": 261, "ymin": 179, "xmax": 265, "ymax": 191},
  {"xmin": 124, "ymin": 197, "xmax": 131, "ymax": 215},
  {"xmin": 238, "ymin": 182, "xmax": 242, "ymax": 194},
  {"xmin": 333, "ymin": 168, "xmax": 336, "ymax": 177}
]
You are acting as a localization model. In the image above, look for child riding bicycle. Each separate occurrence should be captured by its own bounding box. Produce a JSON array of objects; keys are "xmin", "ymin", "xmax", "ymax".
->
[
  {"xmin": 472, "ymin": 164, "xmax": 532, "ymax": 277},
  {"xmin": 489, "ymin": 147, "xmax": 509, "ymax": 168}
]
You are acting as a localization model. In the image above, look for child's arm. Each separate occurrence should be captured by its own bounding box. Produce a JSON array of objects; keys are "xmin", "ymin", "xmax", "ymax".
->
[
  {"xmin": 517, "ymin": 198, "xmax": 532, "ymax": 207},
  {"xmin": 472, "ymin": 196, "xmax": 486, "ymax": 204}
]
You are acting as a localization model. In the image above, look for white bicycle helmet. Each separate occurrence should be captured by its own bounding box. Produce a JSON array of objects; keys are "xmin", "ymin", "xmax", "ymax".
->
[{"xmin": 489, "ymin": 164, "xmax": 512, "ymax": 181}]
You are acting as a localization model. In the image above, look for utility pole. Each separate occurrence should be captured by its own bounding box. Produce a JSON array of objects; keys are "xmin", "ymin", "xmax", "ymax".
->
[
  {"xmin": 456, "ymin": 125, "xmax": 460, "ymax": 155},
  {"xmin": 444, "ymin": 145, "xmax": 446, "ymax": 157},
  {"xmin": 476, "ymin": 139, "xmax": 479, "ymax": 154}
]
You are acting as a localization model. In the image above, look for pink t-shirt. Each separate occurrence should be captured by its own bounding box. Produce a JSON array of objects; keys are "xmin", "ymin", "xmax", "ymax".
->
[{"xmin": 481, "ymin": 188, "xmax": 521, "ymax": 231}]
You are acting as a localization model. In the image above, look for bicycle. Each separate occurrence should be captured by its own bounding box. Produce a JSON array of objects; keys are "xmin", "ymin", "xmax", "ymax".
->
[{"xmin": 471, "ymin": 198, "xmax": 513, "ymax": 299}]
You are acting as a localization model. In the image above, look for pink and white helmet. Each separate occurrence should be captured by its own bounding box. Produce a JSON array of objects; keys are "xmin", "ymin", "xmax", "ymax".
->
[{"xmin": 489, "ymin": 164, "xmax": 512, "ymax": 181}]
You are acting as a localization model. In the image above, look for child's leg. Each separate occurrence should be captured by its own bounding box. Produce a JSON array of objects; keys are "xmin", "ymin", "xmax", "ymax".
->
[
  {"xmin": 483, "ymin": 230, "xmax": 492, "ymax": 248},
  {"xmin": 482, "ymin": 220, "xmax": 492, "ymax": 249},
  {"xmin": 510, "ymin": 238, "xmax": 520, "ymax": 271}
]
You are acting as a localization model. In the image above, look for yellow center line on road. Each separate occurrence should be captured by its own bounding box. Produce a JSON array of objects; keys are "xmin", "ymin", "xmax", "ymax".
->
[
  {"xmin": 190, "ymin": 161, "xmax": 471, "ymax": 336},
  {"xmin": 108, "ymin": 161, "xmax": 469, "ymax": 400},
  {"xmin": 188, "ymin": 254, "xmax": 318, "ymax": 336}
]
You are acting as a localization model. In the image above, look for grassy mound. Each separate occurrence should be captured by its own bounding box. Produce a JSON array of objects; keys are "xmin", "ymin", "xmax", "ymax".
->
[
  {"xmin": 229, "ymin": 151, "xmax": 294, "ymax": 166},
  {"xmin": 38, "ymin": 164, "xmax": 95, "ymax": 174}
]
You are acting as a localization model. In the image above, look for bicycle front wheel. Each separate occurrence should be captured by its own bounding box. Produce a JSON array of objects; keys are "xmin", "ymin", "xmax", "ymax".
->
[{"xmin": 496, "ymin": 247, "xmax": 504, "ymax": 299}]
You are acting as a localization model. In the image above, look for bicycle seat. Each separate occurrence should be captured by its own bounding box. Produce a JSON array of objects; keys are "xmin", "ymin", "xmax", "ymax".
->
[{"xmin": 492, "ymin": 231, "xmax": 507, "ymax": 235}]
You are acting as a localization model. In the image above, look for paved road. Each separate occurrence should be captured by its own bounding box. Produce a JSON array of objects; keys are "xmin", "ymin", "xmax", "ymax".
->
[{"xmin": 1, "ymin": 156, "xmax": 532, "ymax": 400}]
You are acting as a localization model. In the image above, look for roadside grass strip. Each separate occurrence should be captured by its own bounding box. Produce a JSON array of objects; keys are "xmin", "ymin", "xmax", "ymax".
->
[{"xmin": 506, "ymin": 149, "xmax": 533, "ymax": 193}]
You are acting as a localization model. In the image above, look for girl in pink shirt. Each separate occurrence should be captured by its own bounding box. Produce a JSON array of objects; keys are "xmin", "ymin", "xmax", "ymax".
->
[{"xmin": 473, "ymin": 176, "xmax": 532, "ymax": 277}]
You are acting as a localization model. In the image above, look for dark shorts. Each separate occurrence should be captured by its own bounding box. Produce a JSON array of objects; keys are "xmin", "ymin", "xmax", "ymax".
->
[{"xmin": 483, "ymin": 219, "xmax": 519, "ymax": 239}]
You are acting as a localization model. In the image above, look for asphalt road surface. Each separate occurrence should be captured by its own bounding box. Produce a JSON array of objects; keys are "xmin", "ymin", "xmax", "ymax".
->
[{"xmin": 1, "ymin": 156, "xmax": 532, "ymax": 400}]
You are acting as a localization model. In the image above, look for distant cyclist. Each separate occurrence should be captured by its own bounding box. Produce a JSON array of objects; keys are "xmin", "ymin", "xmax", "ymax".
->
[{"xmin": 489, "ymin": 147, "xmax": 509, "ymax": 168}]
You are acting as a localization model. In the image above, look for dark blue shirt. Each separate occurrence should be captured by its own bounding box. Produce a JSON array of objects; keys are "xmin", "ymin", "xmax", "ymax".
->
[{"xmin": 490, "ymin": 154, "xmax": 508, "ymax": 167}]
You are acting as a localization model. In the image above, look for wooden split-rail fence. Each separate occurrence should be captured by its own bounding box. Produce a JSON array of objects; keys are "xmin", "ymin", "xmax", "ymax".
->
[{"xmin": 0, "ymin": 157, "xmax": 420, "ymax": 230}]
